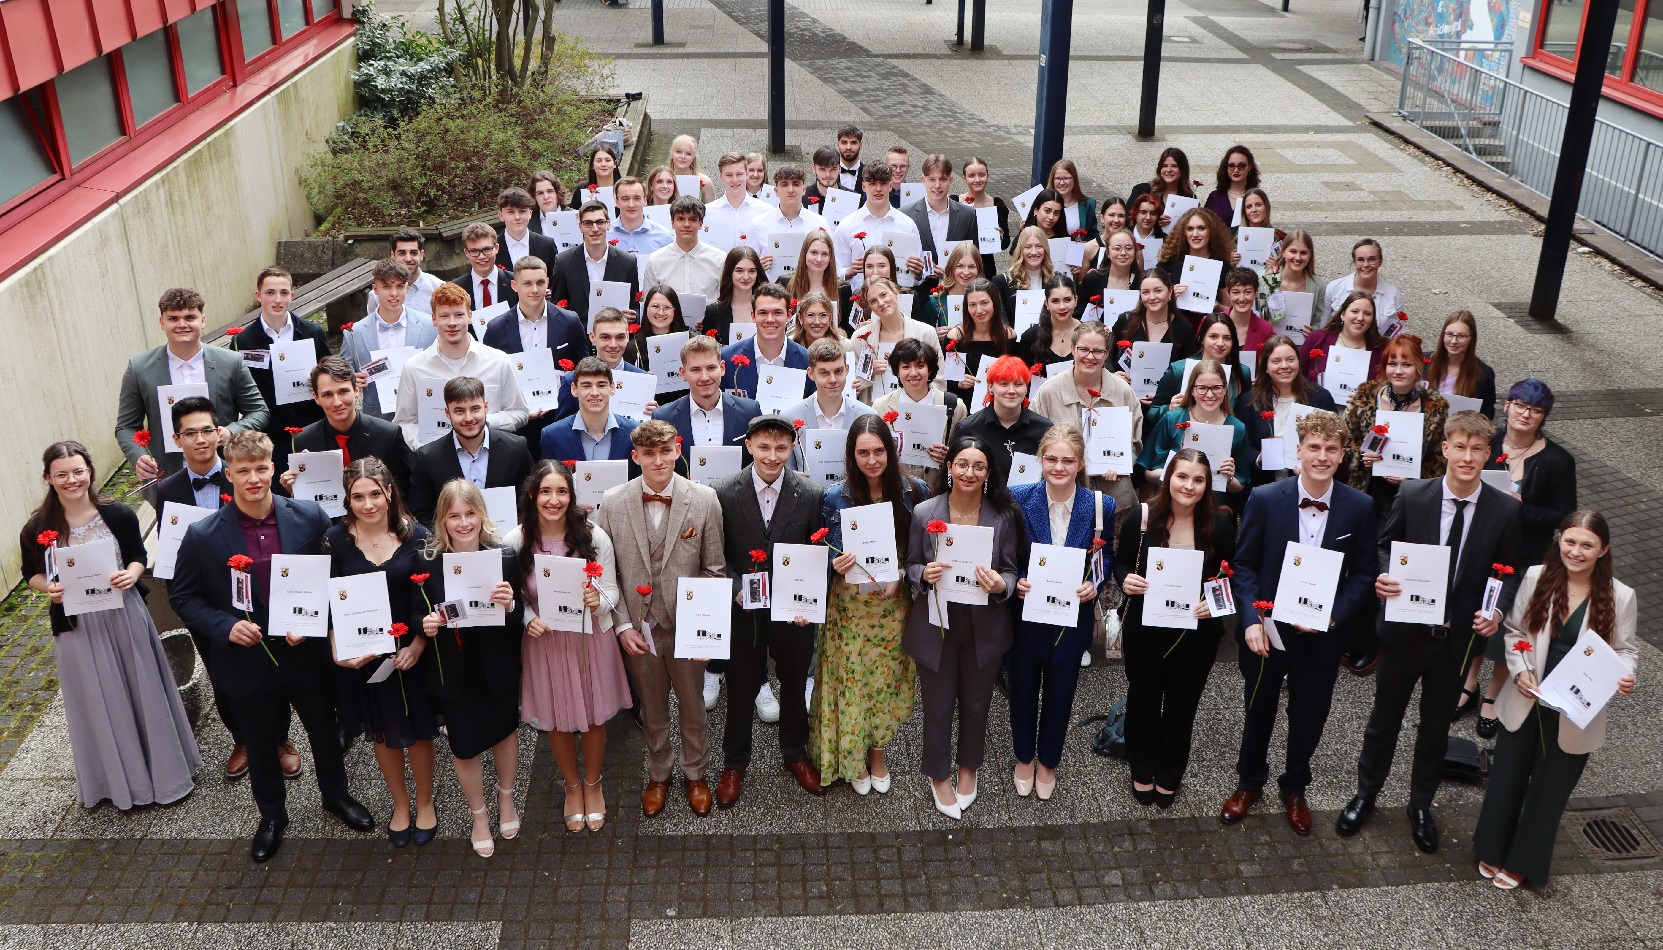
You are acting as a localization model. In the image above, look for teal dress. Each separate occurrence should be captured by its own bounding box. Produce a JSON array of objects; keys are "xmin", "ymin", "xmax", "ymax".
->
[
  {"xmin": 1148, "ymin": 358, "xmax": 1250, "ymax": 429},
  {"xmin": 1136, "ymin": 408, "xmax": 1253, "ymax": 496},
  {"xmin": 1472, "ymin": 600, "xmax": 1593, "ymax": 884}
]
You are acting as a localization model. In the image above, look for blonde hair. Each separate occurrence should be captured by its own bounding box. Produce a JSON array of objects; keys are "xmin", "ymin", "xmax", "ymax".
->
[
  {"xmin": 1036, "ymin": 424, "xmax": 1089, "ymax": 488},
  {"xmin": 224, "ymin": 430, "xmax": 273, "ymax": 464},
  {"xmin": 1005, "ymin": 225, "xmax": 1056, "ymax": 286},
  {"xmin": 939, "ymin": 241, "xmax": 982, "ymax": 294},
  {"xmin": 789, "ymin": 291, "xmax": 845, "ymax": 345},
  {"xmin": 670, "ymin": 134, "xmax": 702, "ymax": 174},
  {"xmin": 1179, "ymin": 359, "xmax": 1233, "ymax": 415},
  {"xmin": 423, "ymin": 479, "xmax": 502, "ymax": 554}
]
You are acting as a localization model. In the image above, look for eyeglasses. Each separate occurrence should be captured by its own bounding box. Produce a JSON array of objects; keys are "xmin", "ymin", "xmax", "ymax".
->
[
  {"xmin": 1511, "ymin": 403, "xmax": 1547, "ymax": 417},
  {"xmin": 579, "ymin": 219, "xmax": 609, "ymax": 229},
  {"xmin": 1073, "ymin": 347, "xmax": 1108, "ymax": 359},
  {"xmin": 1040, "ymin": 455, "xmax": 1079, "ymax": 466},
  {"xmin": 1193, "ymin": 385, "xmax": 1225, "ymax": 396},
  {"xmin": 177, "ymin": 427, "xmax": 217, "ymax": 440},
  {"xmin": 464, "ymin": 245, "xmax": 498, "ymax": 257},
  {"xmin": 950, "ymin": 460, "xmax": 989, "ymax": 474},
  {"xmin": 1442, "ymin": 331, "xmax": 1472, "ymax": 341},
  {"xmin": 1226, "ymin": 162, "xmax": 1249, "ymax": 171},
  {"xmin": 50, "ymin": 469, "xmax": 90, "ymax": 482}
]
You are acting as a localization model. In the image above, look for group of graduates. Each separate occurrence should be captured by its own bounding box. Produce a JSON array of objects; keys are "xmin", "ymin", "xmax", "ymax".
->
[{"xmin": 19, "ymin": 133, "xmax": 1637, "ymax": 893}]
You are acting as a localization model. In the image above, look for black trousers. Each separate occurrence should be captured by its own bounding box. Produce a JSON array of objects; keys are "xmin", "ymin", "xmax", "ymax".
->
[
  {"xmin": 723, "ymin": 613, "xmax": 815, "ymax": 770},
  {"xmin": 1235, "ymin": 624, "xmax": 1344, "ymax": 795},
  {"xmin": 1124, "ymin": 616, "xmax": 1223, "ymax": 790},
  {"xmin": 1355, "ymin": 629, "xmax": 1465, "ymax": 808},
  {"xmin": 229, "ymin": 676, "xmax": 349, "ymax": 820}
]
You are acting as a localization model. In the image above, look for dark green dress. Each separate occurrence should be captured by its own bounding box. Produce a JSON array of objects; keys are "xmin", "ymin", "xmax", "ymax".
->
[{"xmin": 1472, "ymin": 601, "xmax": 1591, "ymax": 883}]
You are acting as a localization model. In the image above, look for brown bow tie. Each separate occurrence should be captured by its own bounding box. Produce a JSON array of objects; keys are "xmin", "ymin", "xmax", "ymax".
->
[
  {"xmin": 642, "ymin": 493, "xmax": 672, "ymax": 505},
  {"xmin": 1299, "ymin": 497, "xmax": 1328, "ymax": 512}
]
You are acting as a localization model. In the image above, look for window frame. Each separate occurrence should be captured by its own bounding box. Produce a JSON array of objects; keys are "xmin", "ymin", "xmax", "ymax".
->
[{"xmin": 1526, "ymin": 0, "xmax": 1663, "ymax": 116}]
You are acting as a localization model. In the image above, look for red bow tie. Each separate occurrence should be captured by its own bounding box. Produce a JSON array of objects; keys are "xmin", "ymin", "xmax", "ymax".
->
[{"xmin": 1299, "ymin": 497, "xmax": 1328, "ymax": 512}]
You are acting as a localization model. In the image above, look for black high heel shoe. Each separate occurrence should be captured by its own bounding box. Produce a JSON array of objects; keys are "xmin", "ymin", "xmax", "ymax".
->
[
  {"xmin": 1454, "ymin": 687, "xmax": 1480, "ymax": 719},
  {"xmin": 1476, "ymin": 699, "xmax": 1500, "ymax": 740},
  {"xmin": 1130, "ymin": 780, "xmax": 1157, "ymax": 806}
]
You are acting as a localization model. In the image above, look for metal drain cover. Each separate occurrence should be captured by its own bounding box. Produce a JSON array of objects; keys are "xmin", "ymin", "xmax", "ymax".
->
[{"xmin": 1565, "ymin": 807, "xmax": 1662, "ymax": 862}]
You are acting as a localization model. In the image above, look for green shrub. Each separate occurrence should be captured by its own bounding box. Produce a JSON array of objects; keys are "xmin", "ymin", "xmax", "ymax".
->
[{"xmin": 341, "ymin": 2, "xmax": 459, "ymax": 137}]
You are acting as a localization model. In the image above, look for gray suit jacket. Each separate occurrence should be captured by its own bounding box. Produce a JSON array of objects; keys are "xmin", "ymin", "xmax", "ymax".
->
[
  {"xmin": 342, "ymin": 311, "xmax": 438, "ymax": 418},
  {"xmin": 901, "ymin": 197, "xmax": 980, "ymax": 259},
  {"xmin": 115, "ymin": 345, "xmax": 269, "ymax": 468},
  {"xmin": 595, "ymin": 473, "xmax": 726, "ymax": 634},
  {"xmin": 902, "ymin": 493, "xmax": 1021, "ymax": 673},
  {"xmin": 779, "ymin": 395, "xmax": 878, "ymax": 471}
]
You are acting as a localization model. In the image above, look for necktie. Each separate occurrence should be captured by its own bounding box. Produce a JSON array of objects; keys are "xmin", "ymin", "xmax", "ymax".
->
[
  {"xmin": 191, "ymin": 476, "xmax": 215, "ymax": 492},
  {"xmin": 1299, "ymin": 497, "xmax": 1328, "ymax": 512},
  {"xmin": 482, "ymin": 276, "xmax": 492, "ymax": 308},
  {"xmin": 642, "ymin": 493, "xmax": 671, "ymax": 505},
  {"xmin": 1447, "ymin": 498, "xmax": 1469, "ymax": 586},
  {"xmin": 335, "ymin": 434, "xmax": 351, "ymax": 466}
]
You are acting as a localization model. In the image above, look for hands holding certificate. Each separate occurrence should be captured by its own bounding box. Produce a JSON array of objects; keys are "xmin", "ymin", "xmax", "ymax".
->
[{"xmin": 921, "ymin": 560, "xmax": 1007, "ymax": 596}]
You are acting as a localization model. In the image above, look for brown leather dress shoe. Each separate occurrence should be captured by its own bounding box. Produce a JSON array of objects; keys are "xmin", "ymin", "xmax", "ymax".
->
[
  {"xmin": 687, "ymin": 778, "xmax": 713, "ymax": 815},
  {"xmin": 224, "ymin": 744, "xmax": 249, "ymax": 782},
  {"xmin": 1282, "ymin": 792, "xmax": 1313, "ymax": 836},
  {"xmin": 279, "ymin": 739, "xmax": 303, "ymax": 780},
  {"xmin": 641, "ymin": 780, "xmax": 669, "ymax": 818},
  {"xmin": 1219, "ymin": 787, "xmax": 1259, "ymax": 825},
  {"xmin": 715, "ymin": 769, "xmax": 744, "ymax": 809},
  {"xmin": 785, "ymin": 759, "xmax": 826, "ymax": 796}
]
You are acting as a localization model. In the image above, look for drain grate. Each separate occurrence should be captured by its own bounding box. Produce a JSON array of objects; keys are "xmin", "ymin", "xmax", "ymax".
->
[{"xmin": 1565, "ymin": 807, "xmax": 1662, "ymax": 862}]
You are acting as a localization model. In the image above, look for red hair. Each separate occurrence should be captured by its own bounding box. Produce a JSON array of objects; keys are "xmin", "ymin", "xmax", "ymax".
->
[
  {"xmin": 984, "ymin": 355, "xmax": 1033, "ymax": 387},
  {"xmin": 1374, "ymin": 333, "xmax": 1425, "ymax": 378}
]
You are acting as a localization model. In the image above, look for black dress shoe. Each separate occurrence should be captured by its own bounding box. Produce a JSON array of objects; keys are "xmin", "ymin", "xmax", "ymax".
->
[
  {"xmin": 251, "ymin": 816, "xmax": 288, "ymax": 863},
  {"xmin": 1347, "ymin": 650, "xmax": 1379, "ymax": 676},
  {"xmin": 1153, "ymin": 788, "xmax": 1176, "ymax": 810},
  {"xmin": 1335, "ymin": 794, "xmax": 1375, "ymax": 837},
  {"xmin": 1130, "ymin": 780, "xmax": 1157, "ymax": 806},
  {"xmin": 337, "ymin": 725, "xmax": 353, "ymax": 755},
  {"xmin": 323, "ymin": 796, "xmax": 375, "ymax": 832},
  {"xmin": 1407, "ymin": 805, "xmax": 1439, "ymax": 853}
]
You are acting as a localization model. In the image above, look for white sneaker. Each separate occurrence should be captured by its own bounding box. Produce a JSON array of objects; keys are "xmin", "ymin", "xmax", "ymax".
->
[
  {"xmin": 703, "ymin": 671, "xmax": 722, "ymax": 710},
  {"xmin": 804, "ymin": 676, "xmax": 816, "ymax": 708},
  {"xmin": 755, "ymin": 682, "xmax": 781, "ymax": 723},
  {"xmin": 1080, "ymin": 650, "xmax": 1092, "ymax": 668}
]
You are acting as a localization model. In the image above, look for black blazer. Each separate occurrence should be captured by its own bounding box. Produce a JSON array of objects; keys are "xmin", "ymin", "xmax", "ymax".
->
[
  {"xmin": 1115, "ymin": 506, "xmax": 1238, "ymax": 639},
  {"xmin": 415, "ymin": 546, "xmax": 524, "ymax": 700},
  {"xmin": 480, "ymin": 303, "xmax": 590, "ymax": 362},
  {"xmin": 157, "ymin": 465, "xmax": 230, "ymax": 509},
  {"xmin": 1376, "ymin": 477, "xmax": 1523, "ymax": 653},
  {"xmin": 1234, "ymin": 477, "xmax": 1378, "ymax": 631},
  {"xmin": 900, "ymin": 197, "xmax": 980, "ymax": 259},
  {"xmin": 406, "ymin": 427, "xmax": 534, "ymax": 527},
  {"xmin": 451, "ymin": 270, "xmax": 517, "ymax": 312},
  {"xmin": 710, "ymin": 467, "xmax": 825, "ymax": 609},
  {"xmin": 549, "ymin": 245, "xmax": 640, "ymax": 322},
  {"xmin": 1233, "ymin": 386, "xmax": 1340, "ymax": 485},
  {"xmin": 21, "ymin": 503, "xmax": 149, "ymax": 634},
  {"xmin": 1485, "ymin": 432, "xmax": 1576, "ymax": 566},
  {"xmin": 236, "ymin": 315, "xmax": 329, "ymax": 468},
  {"xmin": 294, "ymin": 411, "xmax": 412, "ymax": 497},
  {"xmin": 167, "ymin": 496, "xmax": 335, "ymax": 696},
  {"xmin": 495, "ymin": 230, "xmax": 559, "ymax": 272}
]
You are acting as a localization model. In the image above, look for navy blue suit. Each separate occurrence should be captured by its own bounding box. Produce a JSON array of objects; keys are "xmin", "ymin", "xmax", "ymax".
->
[
  {"xmin": 1231, "ymin": 476, "xmax": 1378, "ymax": 796},
  {"xmin": 718, "ymin": 337, "xmax": 812, "ymax": 400},
  {"xmin": 552, "ymin": 361, "xmax": 648, "ymax": 421},
  {"xmin": 538, "ymin": 413, "xmax": 641, "ymax": 479},
  {"xmin": 652, "ymin": 392, "xmax": 761, "ymax": 466},
  {"xmin": 481, "ymin": 303, "xmax": 590, "ymax": 363},
  {"xmin": 168, "ymin": 495, "xmax": 348, "ymax": 819}
]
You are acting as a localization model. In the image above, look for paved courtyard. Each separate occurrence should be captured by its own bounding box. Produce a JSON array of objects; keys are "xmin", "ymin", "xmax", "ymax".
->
[{"xmin": 4, "ymin": 0, "xmax": 1663, "ymax": 946}]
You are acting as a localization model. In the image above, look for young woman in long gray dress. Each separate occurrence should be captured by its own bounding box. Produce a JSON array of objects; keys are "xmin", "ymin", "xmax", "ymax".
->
[{"xmin": 20, "ymin": 441, "xmax": 201, "ymax": 809}]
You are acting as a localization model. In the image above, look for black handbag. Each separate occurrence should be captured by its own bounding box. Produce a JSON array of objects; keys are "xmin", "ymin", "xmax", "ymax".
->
[
  {"xmin": 1081, "ymin": 700, "xmax": 1128, "ymax": 759},
  {"xmin": 1442, "ymin": 734, "xmax": 1490, "ymax": 783}
]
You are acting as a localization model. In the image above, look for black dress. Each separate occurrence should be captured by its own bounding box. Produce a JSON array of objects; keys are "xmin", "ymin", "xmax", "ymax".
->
[
  {"xmin": 1110, "ymin": 311, "xmax": 1198, "ymax": 362},
  {"xmin": 417, "ymin": 546, "xmax": 526, "ymax": 759},
  {"xmin": 324, "ymin": 523, "xmax": 439, "ymax": 749}
]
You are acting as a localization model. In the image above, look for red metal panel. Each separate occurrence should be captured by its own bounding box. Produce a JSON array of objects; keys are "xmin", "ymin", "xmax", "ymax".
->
[
  {"xmin": 129, "ymin": 0, "xmax": 167, "ymax": 36},
  {"xmin": 90, "ymin": 0, "xmax": 140, "ymax": 51},
  {"xmin": 1, "ymin": 0, "xmax": 61, "ymax": 92},
  {"xmin": 163, "ymin": 0, "xmax": 195, "ymax": 21},
  {"xmin": 43, "ymin": 0, "xmax": 100, "ymax": 74}
]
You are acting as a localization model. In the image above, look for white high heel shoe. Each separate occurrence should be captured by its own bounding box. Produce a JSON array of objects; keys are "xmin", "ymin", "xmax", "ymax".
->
[
  {"xmin": 932, "ymin": 784, "xmax": 962, "ymax": 820},
  {"xmin": 852, "ymin": 773, "xmax": 872, "ymax": 796}
]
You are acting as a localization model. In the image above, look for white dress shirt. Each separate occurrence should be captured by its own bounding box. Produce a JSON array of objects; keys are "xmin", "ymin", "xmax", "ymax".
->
[
  {"xmin": 375, "ymin": 309, "xmax": 411, "ymax": 352},
  {"xmin": 1297, "ymin": 479, "xmax": 1334, "ymax": 549},
  {"xmin": 1047, "ymin": 494, "xmax": 1072, "ymax": 547},
  {"xmin": 471, "ymin": 269, "xmax": 500, "ymax": 307},
  {"xmin": 186, "ymin": 458, "xmax": 225, "ymax": 509},
  {"xmin": 168, "ymin": 347, "xmax": 206, "ymax": 386},
  {"xmin": 832, "ymin": 204, "xmax": 921, "ymax": 272},
  {"xmin": 755, "ymin": 338, "xmax": 789, "ymax": 367},
  {"xmin": 814, "ymin": 396, "xmax": 847, "ymax": 430},
  {"xmin": 367, "ymin": 271, "xmax": 444, "ymax": 317},
  {"xmin": 742, "ymin": 206, "xmax": 830, "ymax": 257},
  {"xmin": 641, "ymin": 241, "xmax": 726, "ymax": 301},
  {"xmin": 517, "ymin": 308, "xmax": 547, "ymax": 352},
  {"xmin": 691, "ymin": 398, "xmax": 725, "ymax": 446},
  {"xmin": 925, "ymin": 203, "xmax": 951, "ymax": 255},
  {"xmin": 837, "ymin": 164, "xmax": 861, "ymax": 192},
  {"xmin": 584, "ymin": 247, "xmax": 608, "ymax": 286},
  {"xmin": 703, "ymin": 194, "xmax": 773, "ymax": 243},
  {"xmin": 1441, "ymin": 477, "xmax": 1480, "ymax": 563},
  {"xmin": 259, "ymin": 312, "xmax": 294, "ymax": 343},
  {"xmin": 504, "ymin": 231, "xmax": 532, "ymax": 267},
  {"xmin": 393, "ymin": 338, "xmax": 531, "ymax": 449},
  {"xmin": 753, "ymin": 467, "xmax": 781, "ymax": 527}
]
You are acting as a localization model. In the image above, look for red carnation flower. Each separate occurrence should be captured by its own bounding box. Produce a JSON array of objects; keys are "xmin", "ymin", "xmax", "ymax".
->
[
  {"xmin": 925, "ymin": 519, "xmax": 948, "ymax": 534},
  {"xmin": 1174, "ymin": 421, "xmax": 1191, "ymax": 430},
  {"xmin": 1308, "ymin": 348, "xmax": 1326, "ymax": 359},
  {"xmin": 1512, "ymin": 640, "xmax": 1533, "ymax": 654},
  {"xmin": 563, "ymin": 460, "xmax": 578, "ymax": 468},
  {"xmin": 220, "ymin": 494, "xmax": 232, "ymax": 504},
  {"xmin": 749, "ymin": 548, "xmax": 767, "ymax": 565},
  {"xmin": 628, "ymin": 323, "xmax": 641, "ymax": 334},
  {"xmin": 1117, "ymin": 340, "xmax": 1132, "ymax": 349},
  {"xmin": 731, "ymin": 354, "xmax": 752, "ymax": 367},
  {"xmin": 792, "ymin": 418, "xmax": 806, "ymax": 430},
  {"xmin": 853, "ymin": 231, "xmax": 868, "ymax": 240},
  {"xmin": 389, "ymin": 622, "xmax": 408, "ymax": 638},
  {"xmin": 587, "ymin": 183, "xmax": 599, "ymax": 192},
  {"xmin": 1029, "ymin": 364, "xmax": 1044, "ymax": 375},
  {"xmin": 635, "ymin": 585, "xmax": 654, "ymax": 597},
  {"xmin": 283, "ymin": 426, "xmax": 304, "ymax": 435},
  {"xmin": 706, "ymin": 329, "xmax": 720, "ymax": 337},
  {"xmin": 882, "ymin": 410, "xmax": 900, "ymax": 424},
  {"xmin": 1219, "ymin": 561, "xmax": 1234, "ymax": 577},
  {"xmin": 228, "ymin": 554, "xmax": 254, "ymax": 571},
  {"xmin": 1494, "ymin": 453, "xmax": 1509, "ymax": 464},
  {"xmin": 558, "ymin": 359, "xmax": 575, "ymax": 371},
  {"xmin": 608, "ymin": 238, "xmax": 620, "ymax": 245},
  {"xmin": 341, "ymin": 322, "xmax": 355, "ymax": 332},
  {"xmin": 132, "ymin": 430, "xmax": 152, "ymax": 448},
  {"xmin": 1372, "ymin": 423, "xmax": 1389, "ymax": 435},
  {"xmin": 35, "ymin": 530, "xmax": 58, "ymax": 547},
  {"xmin": 1252, "ymin": 600, "xmax": 1274, "ymax": 610},
  {"xmin": 1260, "ymin": 410, "xmax": 1275, "ymax": 419},
  {"xmin": 945, "ymin": 339, "xmax": 958, "ymax": 352},
  {"xmin": 224, "ymin": 326, "xmax": 244, "ymax": 337},
  {"xmin": 557, "ymin": 299, "xmax": 570, "ymax": 308},
  {"xmin": 584, "ymin": 561, "xmax": 605, "ymax": 579},
  {"xmin": 410, "ymin": 573, "xmax": 431, "ymax": 584},
  {"xmin": 1090, "ymin": 538, "xmax": 1108, "ymax": 550},
  {"xmin": 805, "ymin": 196, "xmax": 820, "ymax": 204},
  {"xmin": 1090, "ymin": 295, "xmax": 1103, "ymax": 304},
  {"xmin": 1087, "ymin": 389, "xmax": 1101, "ymax": 399}
]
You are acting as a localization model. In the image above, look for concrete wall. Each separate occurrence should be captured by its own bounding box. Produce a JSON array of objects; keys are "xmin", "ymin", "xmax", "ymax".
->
[{"xmin": 0, "ymin": 40, "xmax": 355, "ymax": 590}]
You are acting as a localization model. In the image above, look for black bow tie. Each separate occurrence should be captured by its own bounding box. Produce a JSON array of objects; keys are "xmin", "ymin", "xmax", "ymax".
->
[{"xmin": 192, "ymin": 476, "xmax": 217, "ymax": 492}]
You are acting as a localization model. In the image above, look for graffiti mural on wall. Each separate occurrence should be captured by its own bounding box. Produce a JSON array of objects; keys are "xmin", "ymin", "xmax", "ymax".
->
[{"xmin": 1384, "ymin": 0, "xmax": 1513, "ymax": 69}]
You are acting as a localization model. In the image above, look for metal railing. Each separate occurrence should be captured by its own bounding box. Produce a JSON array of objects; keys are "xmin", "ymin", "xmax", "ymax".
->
[{"xmin": 1399, "ymin": 38, "xmax": 1663, "ymax": 262}]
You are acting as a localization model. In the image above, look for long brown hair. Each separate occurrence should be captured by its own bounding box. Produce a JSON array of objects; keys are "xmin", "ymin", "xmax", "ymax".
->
[
  {"xmin": 516, "ymin": 460, "xmax": 598, "ymax": 567},
  {"xmin": 1321, "ymin": 290, "xmax": 1385, "ymax": 348},
  {"xmin": 1427, "ymin": 310, "xmax": 1481, "ymax": 396},
  {"xmin": 1119, "ymin": 267, "xmax": 1173, "ymax": 344},
  {"xmin": 1145, "ymin": 147, "xmax": 1194, "ymax": 200},
  {"xmin": 1247, "ymin": 334, "xmax": 1311, "ymax": 413},
  {"xmin": 843, "ymin": 414, "xmax": 918, "ymax": 548},
  {"xmin": 717, "ymin": 245, "xmax": 763, "ymax": 307},
  {"xmin": 958, "ymin": 277, "xmax": 1012, "ymax": 351},
  {"xmin": 1158, "ymin": 208, "xmax": 1236, "ymax": 266},
  {"xmin": 26, "ymin": 441, "xmax": 108, "ymax": 540},
  {"xmin": 342, "ymin": 457, "xmax": 414, "ymax": 543},
  {"xmin": 787, "ymin": 231, "xmax": 839, "ymax": 302},
  {"xmin": 1146, "ymin": 447, "xmax": 1218, "ymax": 560},
  {"xmin": 1523, "ymin": 510, "xmax": 1617, "ymax": 641}
]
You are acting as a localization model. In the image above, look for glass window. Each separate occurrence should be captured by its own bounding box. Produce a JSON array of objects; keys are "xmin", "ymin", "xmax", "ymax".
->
[
  {"xmin": 238, "ymin": 0, "xmax": 275, "ymax": 60},
  {"xmin": 1634, "ymin": 2, "xmax": 1663, "ymax": 93},
  {"xmin": 123, "ymin": 30, "xmax": 179, "ymax": 126},
  {"xmin": 56, "ymin": 56, "xmax": 125, "ymax": 165},
  {"xmin": 310, "ymin": 0, "xmax": 335, "ymax": 19},
  {"xmin": 0, "ymin": 94, "xmax": 57, "ymax": 206},
  {"xmin": 277, "ymin": 0, "xmax": 306, "ymax": 38},
  {"xmin": 1539, "ymin": 0, "xmax": 1588, "ymax": 61},
  {"xmin": 1607, "ymin": 0, "xmax": 1640, "ymax": 76},
  {"xmin": 177, "ymin": 7, "xmax": 226, "ymax": 95}
]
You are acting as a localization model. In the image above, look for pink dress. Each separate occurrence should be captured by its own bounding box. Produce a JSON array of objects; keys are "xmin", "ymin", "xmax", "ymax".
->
[{"xmin": 520, "ymin": 538, "xmax": 633, "ymax": 732}]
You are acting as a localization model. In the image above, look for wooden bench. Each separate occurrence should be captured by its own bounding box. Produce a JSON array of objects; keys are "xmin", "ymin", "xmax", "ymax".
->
[{"xmin": 204, "ymin": 257, "xmax": 377, "ymax": 343}]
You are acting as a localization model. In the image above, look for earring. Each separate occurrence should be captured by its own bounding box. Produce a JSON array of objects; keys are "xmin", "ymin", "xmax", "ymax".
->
[
  {"xmin": 946, "ymin": 474, "xmax": 953, "ymax": 490},
  {"xmin": 983, "ymin": 480, "xmax": 988, "ymax": 494}
]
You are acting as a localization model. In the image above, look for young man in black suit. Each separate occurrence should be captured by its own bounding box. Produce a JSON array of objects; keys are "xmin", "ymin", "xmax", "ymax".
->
[
  {"xmin": 451, "ymin": 222, "xmax": 516, "ymax": 311},
  {"xmin": 709, "ymin": 415, "xmax": 827, "ymax": 808},
  {"xmin": 495, "ymin": 186, "xmax": 558, "ymax": 272},
  {"xmin": 239, "ymin": 266, "xmax": 329, "ymax": 473},
  {"xmin": 282, "ymin": 357, "xmax": 411, "ymax": 498},
  {"xmin": 551, "ymin": 201, "xmax": 641, "ymax": 330},
  {"xmin": 158, "ymin": 396, "xmax": 301, "ymax": 783},
  {"xmin": 169, "ymin": 431, "xmax": 373, "ymax": 862},
  {"xmin": 405, "ymin": 377, "xmax": 534, "ymax": 526},
  {"xmin": 1338, "ymin": 411, "xmax": 1523, "ymax": 853}
]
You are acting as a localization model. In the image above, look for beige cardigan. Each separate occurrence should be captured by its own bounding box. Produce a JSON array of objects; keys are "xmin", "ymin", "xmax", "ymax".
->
[
  {"xmin": 850, "ymin": 317, "xmax": 945, "ymax": 404},
  {"xmin": 872, "ymin": 387, "xmax": 968, "ymax": 495},
  {"xmin": 1030, "ymin": 370, "xmax": 1142, "ymax": 518},
  {"xmin": 1498, "ymin": 564, "xmax": 1638, "ymax": 754}
]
